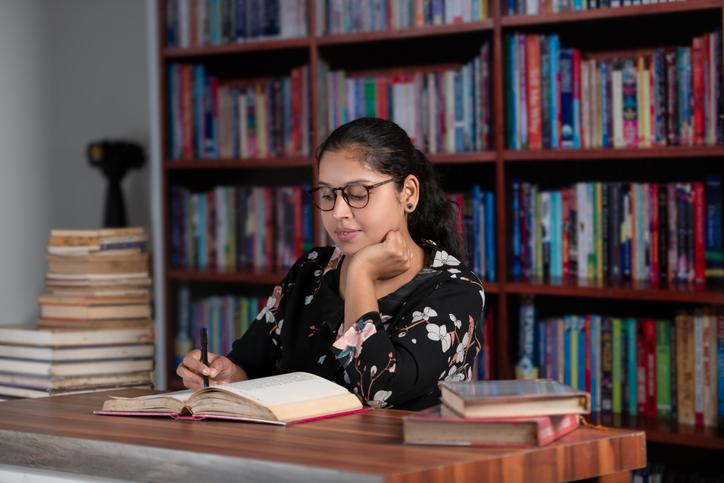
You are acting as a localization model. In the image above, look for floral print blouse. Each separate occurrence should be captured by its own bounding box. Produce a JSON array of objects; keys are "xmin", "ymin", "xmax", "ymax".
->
[{"xmin": 227, "ymin": 241, "xmax": 485, "ymax": 410}]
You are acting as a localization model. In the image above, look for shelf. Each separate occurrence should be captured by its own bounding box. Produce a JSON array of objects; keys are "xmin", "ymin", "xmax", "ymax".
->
[
  {"xmin": 506, "ymin": 279, "xmax": 724, "ymax": 304},
  {"xmin": 428, "ymin": 151, "xmax": 497, "ymax": 164},
  {"xmin": 592, "ymin": 413, "xmax": 724, "ymax": 450},
  {"xmin": 316, "ymin": 20, "xmax": 494, "ymax": 47},
  {"xmin": 167, "ymin": 268, "xmax": 286, "ymax": 285},
  {"xmin": 501, "ymin": 0, "xmax": 721, "ymax": 28},
  {"xmin": 504, "ymin": 146, "xmax": 724, "ymax": 162},
  {"xmin": 162, "ymin": 37, "xmax": 311, "ymax": 58},
  {"xmin": 164, "ymin": 156, "xmax": 313, "ymax": 170}
]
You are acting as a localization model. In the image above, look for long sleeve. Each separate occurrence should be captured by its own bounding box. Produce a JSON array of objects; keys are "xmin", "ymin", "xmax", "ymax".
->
[
  {"xmin": 226, "ymin": 263, "xmax": 299, "ymax": 379},
  {"xmin": 331, "ymin": 276, "xmax": 484, "ymax": 408}
]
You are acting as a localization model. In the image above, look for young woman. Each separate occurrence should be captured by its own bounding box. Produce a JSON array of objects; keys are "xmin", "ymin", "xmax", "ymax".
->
[{"xmin": 177, "ymin": 117, "xmax": 485, "ymax": 410}]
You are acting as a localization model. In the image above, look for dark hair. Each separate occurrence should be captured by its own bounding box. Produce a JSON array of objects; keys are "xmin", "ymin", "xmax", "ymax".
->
[{"xmin": 315, "ymin": 117, "xmax": 465, "ymax": 262}]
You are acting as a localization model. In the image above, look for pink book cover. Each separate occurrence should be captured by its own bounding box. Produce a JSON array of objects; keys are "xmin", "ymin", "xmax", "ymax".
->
[{"xmin": 403, "ymin": 405, "xmax": 580, "ymax": 447}]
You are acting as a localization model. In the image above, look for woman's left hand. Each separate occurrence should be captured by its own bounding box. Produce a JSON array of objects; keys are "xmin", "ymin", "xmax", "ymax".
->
[{"xmin": 347, "ymin": 230, "xmax": 413, "ymax": 281}]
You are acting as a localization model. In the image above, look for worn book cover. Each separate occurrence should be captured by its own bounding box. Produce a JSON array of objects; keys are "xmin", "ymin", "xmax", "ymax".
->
[
  {"xmin": 440, "ymin": 379, "xmax": 590, "ymax": 418},
  {"xmin": 402, "ymin": 404, "xmax": 580, "ymax": 447},
  {"xmin": 96, "ymin": 372, "xmax": 366, "ymax": 426}
]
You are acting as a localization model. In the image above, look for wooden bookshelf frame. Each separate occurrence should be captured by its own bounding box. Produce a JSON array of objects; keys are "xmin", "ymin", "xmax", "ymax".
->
[{"xmin": 157, "ymin": 0, "xmax": 724, "ymax": 449}]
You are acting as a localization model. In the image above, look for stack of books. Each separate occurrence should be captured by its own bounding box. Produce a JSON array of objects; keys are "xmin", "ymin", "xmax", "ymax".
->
[
  {"xmin": 402, "ymin": 379, "xmax": 591, "ymax": 447},
  {"xmin": 0, "ymin": 227, "xmax": 155, "ymax": 399}
]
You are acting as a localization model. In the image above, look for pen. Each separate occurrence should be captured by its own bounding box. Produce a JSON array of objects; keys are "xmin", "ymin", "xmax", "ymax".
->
[{"xmin": 200, "ymin": 328, "xmax": 209, "ymax": 388}]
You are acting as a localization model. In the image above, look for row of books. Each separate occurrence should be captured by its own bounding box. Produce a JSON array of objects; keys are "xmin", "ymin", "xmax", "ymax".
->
[
  {"xmin": 173, "ymin": 286, "xmax": 265, "ymax": 365},
  {"xmin": 0, "ymin": 228, "xmax": 155, "ymax": 399},
  {"xmin": 505, "ymin": 31, "xmax": 723, "ymax": 150},
  {"xmin": 505, "ymin": 0, "xmax": 687, "ymax": 16},
  {"xmin": 165, "ymin": 0, "xmax": 308, "ymax": 48},
  {"xmin": 170, "ymin": 185, "xmax": 315, "ymax": 272},
  {"xmin": 449, "ymin": 187, "xmax": 496, "ymax": 282},
  {"xmin": 315, "ymin": 0, "xmax": 490, "ymax": 35},
  {"xmin": 510, "ymin": 178, "xmax": 724, "ymax": 283},
  {"xmin": 319, "ymin": 43, "xmax": 492, "ymax": 153},
  {"xmin": 516, "ymin": 298, "xmax": 723, "ymax": 428},
  {"xmin": 167, "ymin": 64, "xmax": 311, "ymax": 160},
  {"xmin": 633, "ymin": 461, "xmax": 723, "ymax": 483}
]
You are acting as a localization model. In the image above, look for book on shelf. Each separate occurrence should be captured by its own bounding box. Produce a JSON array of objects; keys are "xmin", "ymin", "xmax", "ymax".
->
[
  {"xmin": 167, "ymin": 64, "xmax": 311, "ymax": 161},
  {"xmin": 316, "ymin": 0, "xmax": 489, "ymax": 35},
  {"xmin": 506, "ymin": 0, "xmax": 689, "ymax": 16},
  {"xmin": 37, "ymin": 318, "xmax": 153, "ymax": 329},
  {"xmin": 96, "ymin": 372, "xmax": 365, "ymax": 425},
  {"xmin": 439, "ymin": 379, "xmax": 591, "ymax": 419},
  {"xmin": 505, "ymin": 30, "xmax": 722, "ymax": 150},
  {"xmin": 165, "ymin": 0, "xmax": 308, "ymax": 48},
  {"xmin": 510, "ymin": 177, "xmax": 723, "ymax": 283},
  {"xmin": 170, "ymin": 184, "xmax": 314, "ymax": 272},
  {"xmin": 402, "ymin": 404, "xmax": 580, "ymax": 447},
  {"xmin": 517, "ymin": 299, "xmax": 722, "ymax": 428},
  {"xmin": 318, "ymin": 41, "xmax": 491, "ymax": 153}
]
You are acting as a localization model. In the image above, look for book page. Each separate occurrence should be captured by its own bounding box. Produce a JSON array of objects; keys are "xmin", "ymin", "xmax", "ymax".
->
[
  {"xmin": 130, "ymin": 388, "xmax": 194, "ymax": 403},
  {"xmin": 210, "ymin": 372, "xmax": 350, "ymax": 406}
]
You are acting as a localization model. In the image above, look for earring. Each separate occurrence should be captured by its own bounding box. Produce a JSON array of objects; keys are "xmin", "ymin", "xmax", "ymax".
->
[{"xmin": 406, "ymin": 203, "xmax": 414, "ymax": 211}]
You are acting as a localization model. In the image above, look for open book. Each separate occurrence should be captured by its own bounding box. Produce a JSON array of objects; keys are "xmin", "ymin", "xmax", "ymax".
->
[{"xmin": 96, "ymin": 372, "xmax": 366, "ymax": 425}]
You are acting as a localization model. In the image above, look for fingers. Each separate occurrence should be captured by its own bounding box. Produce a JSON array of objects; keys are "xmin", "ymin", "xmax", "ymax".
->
[
  {"xmin": 181, "ymin": 349, "xmax": 209, "ymax": 375},
  {"xmin": 176, "ymin": 362, "xmax": 204, "ymax": 389},
  {"xmin": 207, "ymin": 355, "xmax": 229, "ymax": 379}
]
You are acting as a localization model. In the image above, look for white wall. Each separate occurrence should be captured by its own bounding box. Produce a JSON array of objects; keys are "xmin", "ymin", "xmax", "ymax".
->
[{"xmin": 0, "ymin": 0, "xmax": 150, "ymax": 326}]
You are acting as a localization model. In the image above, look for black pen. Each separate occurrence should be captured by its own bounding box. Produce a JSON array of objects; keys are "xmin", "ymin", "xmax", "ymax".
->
[{"xmin": 200, "ymin": 327, "xmax": 209, "ymax": 388}]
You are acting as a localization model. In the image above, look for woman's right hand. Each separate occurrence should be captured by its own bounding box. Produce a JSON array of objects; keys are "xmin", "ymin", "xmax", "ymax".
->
[{"xmin": 176, "ymin": 350, "xmax": 248, "ymax": 390}]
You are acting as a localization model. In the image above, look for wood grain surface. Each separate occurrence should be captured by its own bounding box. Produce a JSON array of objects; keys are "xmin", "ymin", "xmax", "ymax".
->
[{"xmin": 0, "ymin": 390, "xmax": 646, "ymax": 482}]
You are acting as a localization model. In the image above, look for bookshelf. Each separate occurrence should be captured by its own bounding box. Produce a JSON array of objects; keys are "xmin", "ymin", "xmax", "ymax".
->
[{"xmin": 155, "ymin": 0, "xmax": 724, "ymax": 460}]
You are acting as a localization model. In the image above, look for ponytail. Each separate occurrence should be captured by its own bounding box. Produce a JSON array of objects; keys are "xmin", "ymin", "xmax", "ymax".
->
[{"xmin": 408, "ymin": 149, "xmax": 465, "ymax": 262}]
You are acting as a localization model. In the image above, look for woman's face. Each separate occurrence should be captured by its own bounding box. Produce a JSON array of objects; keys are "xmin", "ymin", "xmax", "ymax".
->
[{"xmin": 317, "ymin": 148, "xmax": 407, "ymax": 256}]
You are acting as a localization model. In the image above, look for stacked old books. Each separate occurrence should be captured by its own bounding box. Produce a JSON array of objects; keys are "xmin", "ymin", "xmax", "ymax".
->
[
  {"xmin": 402, "ymin": 379, "xmax": 591, "ymax": 448},
  {"xmin": 0, "ymin": 227, "xmax": 155, "ymax": 399}
]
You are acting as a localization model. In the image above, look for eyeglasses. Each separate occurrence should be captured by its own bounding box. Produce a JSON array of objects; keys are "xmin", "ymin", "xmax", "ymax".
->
[{"xmin": 307, "ymin": 179, "xmax": 396, "ymax": 211}]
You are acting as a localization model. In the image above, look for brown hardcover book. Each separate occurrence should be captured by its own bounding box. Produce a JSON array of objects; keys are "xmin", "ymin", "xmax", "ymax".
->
[
  {"xmin": 402, "ymin": 405, "xmax": 580, "ymax": 447},
  {"xmin": 439, "ymin": 379, "xmax": 590, "ymax": 419},
  {"xmin": 46, "ymin": 253, "xmax": 149, "ymax": 275},
  {"xmin": 0, "ymin": 383, "xmax": 153, "ymax": 399},
  {"xmin": 37, "ymin": 318, "xmax": 153, "ymax": 329},
  {"xmin": 0, "ymin": 371, "xmax": 152, "ymax": 391},
  {"xmin": 0, "ymin": 343, "xmax": 154, "ymax": 362},
  {"xmin": 97, "ymin": 372, "xmax": 365, "ymax": 426},
  {"xmin": 0, "ymin": 326, "xmax": 154, "ymax": 347},
  {"xmin": 40, "ymin": 303, "xmax": 151, "ymax": 321},
  {"xmin": 0, "ymin": 357, "xmax": 153, "ymax": 377},
  {"xmin": 48, "ymin": 227, "xmax": 146, "ymax": 246},
  {"xmin": 38, "ymin": 293, "xmax": 151, "ymax": 305}
]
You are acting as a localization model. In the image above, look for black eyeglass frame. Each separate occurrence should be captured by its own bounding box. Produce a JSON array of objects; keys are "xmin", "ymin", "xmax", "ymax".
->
[{"xmin": 307, "ymin": 178, "xmax": 396, "ymax": 211}]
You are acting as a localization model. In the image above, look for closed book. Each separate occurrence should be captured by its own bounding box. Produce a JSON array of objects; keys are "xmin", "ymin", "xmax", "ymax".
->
[
  {"xmin": 38, "ymin": 294, "xmax": 151, "ymax": 306},
  {"xmin": 0, "ymin": 326, "xmax": 154, "ymax": 347},
  {"xmin": 96, "ymin": 372, "xmax": 366, "ymax": 426},
  {"xmin": 439, "ymin": 379, "xmax": 590, "ymax": 419},
  {"xmin": 0, "ymin": 344, "xmax": 154, "ymax": 362},
  {"xmin": 37, "ymin": 318, "xmax": 152, "ymax": 329},
  {"xmin": 402, "ymin": 405, "xmax": 580, "ymax": 447},
  {"xmin": 0, "ymin": 357, "xmax": 153, "ymax": 377},
  {"xmin": 0, "ymin": 371, "xmax": 152, "ymax": 391},
  {"xmin": 46, "ymin": 253, "xmax": 150, "ymax": 275},
  {"xmin": 0, "ymin": 383, "xmax": 152, "ymax": 399},
  {"xmin": 40, "ymin": 303, "xmax": 151, "ymax": 321}
]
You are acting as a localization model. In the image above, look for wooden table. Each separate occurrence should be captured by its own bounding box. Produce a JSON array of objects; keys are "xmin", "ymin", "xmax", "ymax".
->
[{"xmin": 0, "ymin": 389, "xmax": 646, "ymax": 483}]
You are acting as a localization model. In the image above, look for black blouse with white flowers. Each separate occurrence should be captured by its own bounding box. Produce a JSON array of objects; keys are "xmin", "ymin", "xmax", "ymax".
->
[{"xmin": 227, "ymin": 241, "xmax": 485, "ymax": 410}]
